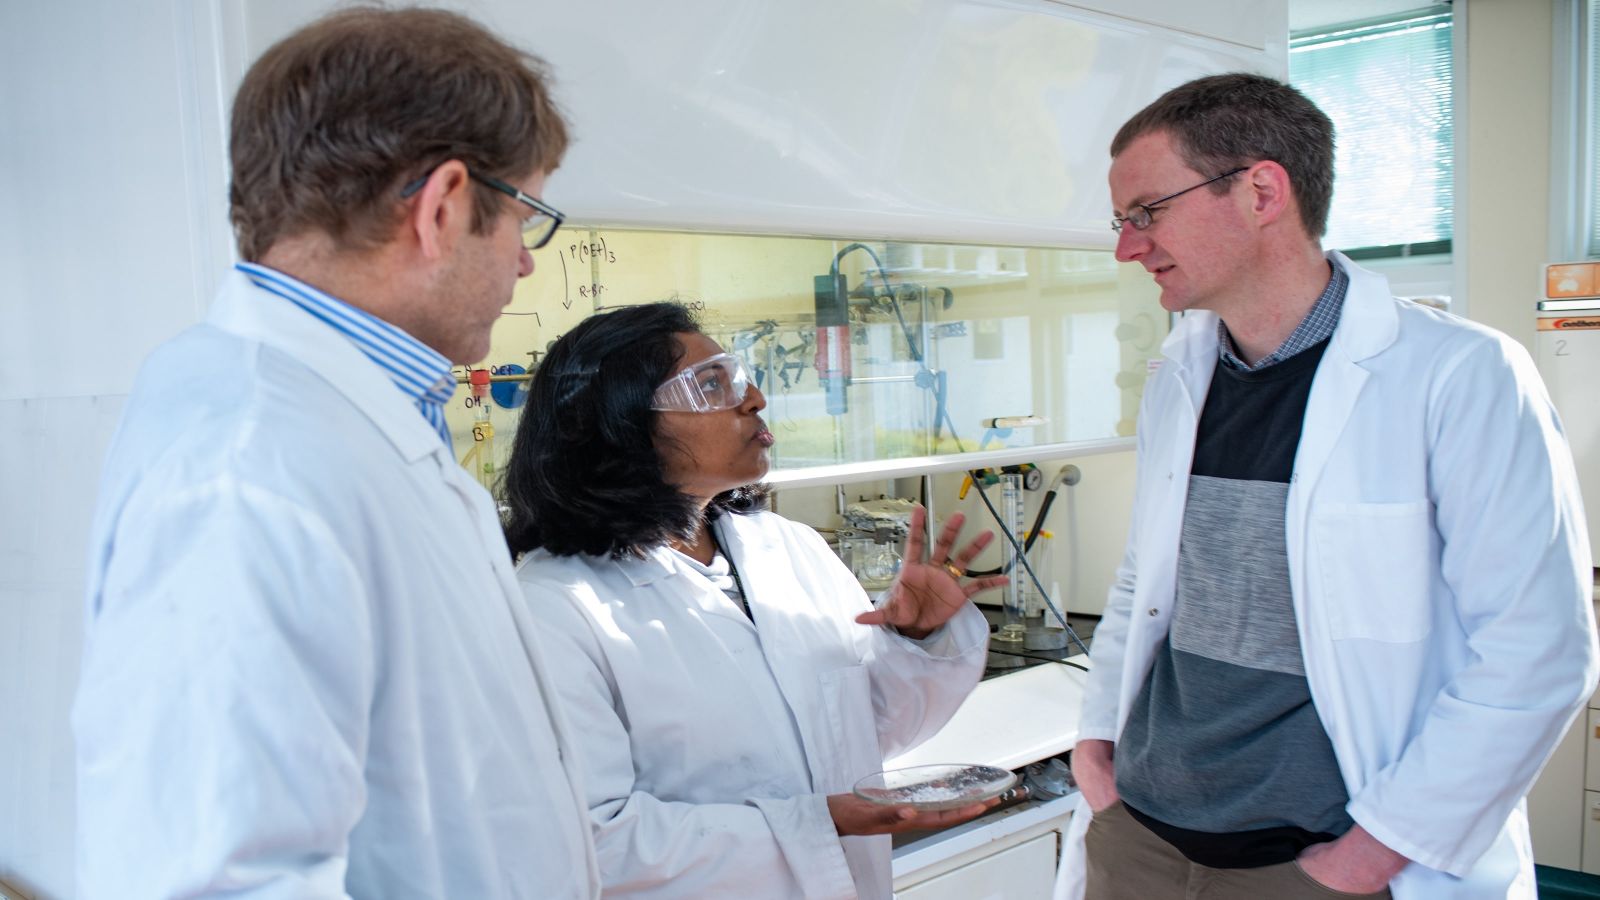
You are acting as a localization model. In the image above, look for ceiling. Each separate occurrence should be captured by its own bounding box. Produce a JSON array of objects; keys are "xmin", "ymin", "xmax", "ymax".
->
[{"xmin": 1289, "ymin": 0, "xmax": 1450, "ymax": 33}]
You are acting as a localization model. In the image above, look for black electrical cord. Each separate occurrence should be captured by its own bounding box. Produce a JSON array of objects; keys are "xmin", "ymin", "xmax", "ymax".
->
[
  {"xmin": 986, "ymin": 646, "xmax": 1090, "ymax": 672},
  {"xmin": 833, "ymin": 243, "xmax": 956, "ymax": 450},
  {"xmin": 830, "ymin": 243, "xmax": 925, "ymax": 364},
  {"xmin": 963, "ymin": 479, "xmax": 1056, "ymax": 577},
  {"xmin": 832, "ymin": 245, "xmax": 965, "ymax": 454},
  {"xmin": 968, "ymin": 475, "xmax": 1092, "ymax": 658}
]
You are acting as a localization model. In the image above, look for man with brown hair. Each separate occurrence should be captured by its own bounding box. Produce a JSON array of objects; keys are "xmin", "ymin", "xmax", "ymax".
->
[
  {"xmin": 72, "ymin": 8, "xmax": 599, "ymax": 897},
  {"xmin": 1060, "ymin": 73, "xmax": 1595, "ymax": 899}
]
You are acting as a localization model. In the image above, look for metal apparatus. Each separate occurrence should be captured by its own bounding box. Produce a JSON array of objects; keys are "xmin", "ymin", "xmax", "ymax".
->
[{"xmin": 838, "ymin": 497, "xmax": 914, "ymax": 590}]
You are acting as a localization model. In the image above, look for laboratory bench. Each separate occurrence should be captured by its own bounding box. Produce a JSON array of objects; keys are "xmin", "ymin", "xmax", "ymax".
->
[
  {"xmin": 884, "ymin": 616, "xmax": 1094, "ymax": 898},
  {"xmin": 977, "ymin": 606, "xmax": 1098, "ymax": 682}
]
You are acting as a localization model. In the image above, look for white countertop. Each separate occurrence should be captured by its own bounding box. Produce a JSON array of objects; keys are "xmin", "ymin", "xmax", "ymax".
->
[{"xmin": 887, "ymin": 659, "xmax": 1091, "ymax": 772}]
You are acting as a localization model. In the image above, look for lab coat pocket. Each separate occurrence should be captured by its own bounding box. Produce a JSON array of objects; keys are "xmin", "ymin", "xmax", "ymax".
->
[
  {"xmin": 818, "ymin": 664, "xmax": 881, "ymax": 793},
  {"xmin": 1311, "ymin": 499, "xmax": 1435, "ymax": 643}
]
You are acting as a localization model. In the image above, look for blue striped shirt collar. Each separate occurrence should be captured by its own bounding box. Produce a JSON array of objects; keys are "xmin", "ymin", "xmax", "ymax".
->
[
  {"xmin": 235, "ymin": 262, "xmax": 455, "ymax": 450},
  {"xmin": 1218, "ymin": 259, "xmax": 1348, "ymax": 371}
]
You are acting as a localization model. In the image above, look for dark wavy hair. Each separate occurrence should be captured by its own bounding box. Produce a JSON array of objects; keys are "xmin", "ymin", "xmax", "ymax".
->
[{"xmin": 502, "ymin": 302, "xmax": 768, "ymax": 559}]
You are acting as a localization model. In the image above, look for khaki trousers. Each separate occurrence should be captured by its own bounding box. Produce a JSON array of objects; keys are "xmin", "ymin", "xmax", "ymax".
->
[{"xmin": 1084, "ymin": 802, "xmax": 1392, "ymax": 900}]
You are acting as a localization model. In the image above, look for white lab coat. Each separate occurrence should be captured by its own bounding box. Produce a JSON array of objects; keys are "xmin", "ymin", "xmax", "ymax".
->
[
  {"xmin": 1055, "ymin": 253, "xmax": 1597, "ymax": 900},
  {"xmin": 515, "ymin": 510, "xmax": 989, "ymax": 899},
  {"xmin": 73, "ymin": 270, "xmax": 601, "ymax": 899}
]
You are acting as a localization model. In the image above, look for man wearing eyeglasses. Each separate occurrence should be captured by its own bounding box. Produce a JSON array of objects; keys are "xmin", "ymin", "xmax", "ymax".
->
[
  {"xmin": 73, "ymin": 8, "xmax": 599, "ymax": 898},
  {"xmin": 1060, "ymin": 73, "xmax": 1595, "ymax": 900}
]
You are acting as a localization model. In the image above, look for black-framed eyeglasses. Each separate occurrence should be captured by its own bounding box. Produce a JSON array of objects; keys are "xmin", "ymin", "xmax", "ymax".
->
[
  {"xmin": 401, "ymin": 167, "xmax": 564, "ymax": 250},
  {"xmin": 1111, "ymin": 166, "xmax": 1248, "ymax": 234}
]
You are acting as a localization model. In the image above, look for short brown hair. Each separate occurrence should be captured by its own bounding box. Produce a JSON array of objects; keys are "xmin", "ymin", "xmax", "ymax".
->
[
  {"xmin": 1110, "ymin": 73, "xmax": 1334, "ymax": 239},
  {"xmin": 228, "ymin": 7, "xmax": 570, "ymax": 261}
]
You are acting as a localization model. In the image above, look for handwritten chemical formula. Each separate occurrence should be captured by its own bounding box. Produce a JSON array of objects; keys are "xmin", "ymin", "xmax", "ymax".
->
[{"xmin": 557, "ymin": 234, "xmax": 618, "ymax": 309}]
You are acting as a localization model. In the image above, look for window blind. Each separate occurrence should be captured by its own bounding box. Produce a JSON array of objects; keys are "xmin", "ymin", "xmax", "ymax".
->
[{"xmin": 1290, "ymin": 10, "xmax": 1454, "ymax": 256}]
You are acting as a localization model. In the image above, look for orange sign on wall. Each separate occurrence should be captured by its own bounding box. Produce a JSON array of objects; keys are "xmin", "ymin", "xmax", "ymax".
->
[{"xmin": 1547, "ymin": 263, "xmax": 1600, "ymax": 299}]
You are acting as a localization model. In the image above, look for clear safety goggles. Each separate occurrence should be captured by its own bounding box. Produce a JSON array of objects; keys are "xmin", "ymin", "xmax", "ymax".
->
[{"xmin": 650, "ymin": 352, "xmax": 753, "ymax": 413}]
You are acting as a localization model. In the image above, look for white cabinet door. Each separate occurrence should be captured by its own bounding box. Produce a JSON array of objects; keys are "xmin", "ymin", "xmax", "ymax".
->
[
  {"xmin": 1584, "ymin": 791, "xmax": 1600, "ymax": 875},
  {"xmin": 896, "ymin": 831, "xmax": 1058, "ymax": 900}
]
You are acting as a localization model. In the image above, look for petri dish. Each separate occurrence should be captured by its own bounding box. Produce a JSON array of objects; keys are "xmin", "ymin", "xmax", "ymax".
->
[{"xmin": 852, "ymin": 763, "xmax": 1018, "ymax": 811}]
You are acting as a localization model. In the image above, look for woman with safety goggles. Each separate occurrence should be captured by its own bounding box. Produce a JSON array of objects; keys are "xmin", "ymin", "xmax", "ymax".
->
[{"xmin": 501, "ymin": 301, "xmax": 1007, "ymax": 899}]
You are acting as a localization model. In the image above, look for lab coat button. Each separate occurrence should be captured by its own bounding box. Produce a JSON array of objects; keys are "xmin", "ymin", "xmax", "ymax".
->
[{"xmin": 1148, "ymin": 608, "xmax": 1159, "ymax": 616}]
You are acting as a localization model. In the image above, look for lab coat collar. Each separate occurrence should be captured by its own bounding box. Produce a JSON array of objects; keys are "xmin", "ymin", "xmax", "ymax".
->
[
  {"xmin": 1323, "ymin": 250, "xmax": 1400, "ymax": 364},
  {"xmin": 614, "ymin": 545, "xmax": 680, "ymax": 588},
  {"xmin": 711, "ymin": 510, "xmax": 776, "ymax": 553},
  {"xmin": 606, "ymin": 529, "xmax": 763, "ymax": 629},
  {"xmin": 706, "ymin": 513, "xmax": 790, "ymax": 627},
  {"xmin": 611, "ymin": 514, "xmax": 787, "ymax": 629},
  {"xmin": 207, "ymin": 269, "xmax": 448, "ymax": 464},
  {"xmin": 1159, "ymin": 251, "xmax": 1398, "ymax": 374},
  {"xmin": 612, "ymin": 512, "xmax": 781, "ymax": 589}
]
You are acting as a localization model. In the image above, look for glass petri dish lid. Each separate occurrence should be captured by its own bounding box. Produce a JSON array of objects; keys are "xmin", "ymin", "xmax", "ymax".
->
[{"xmin": 852, "ymin": 763, "xmax": 1018, "ymax": 811}]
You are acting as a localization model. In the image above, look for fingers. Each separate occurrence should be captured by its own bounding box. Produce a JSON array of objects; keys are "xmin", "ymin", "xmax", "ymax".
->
[
  {"xmin": 884, "ymin": 806, "xmax": 919, "ymax": 827},
  {"xmin": 829, "ymin": 792, "xmax": 919, "ymax": 836},
  {"xmin": 963, "ymin": 574, "xmax": 1009, "ymax": 597},
  {"xmin": 902, "ymin": 504, "xmax": 927, "ymax": 561},
  {"xmin": 868, "ymin": 803, "xmax": 978, "ymax": 834},
  {"xmin": 860, "ymin": 803, "xmax": 920, "ymax": 830},
  {"xmin": 829, "ymin": 792, "xmax": 1004, "ymax": 836},
  {"xmin": 904, "ymin": 799, "xmax": 996, "ymax": 830},
  {"xmin": 929, "ymin": 512, "xmax": 965, "ymax": 565},
  {"xmin": 854, "ymin": 609, "xmax": 888, "ymax": 626},
  {"xmin": 902, "ymin": 509, "xmax": 1001, "ymax": 575},
  {"xmin": 948, "ymin": 529, "xmax": 995, "ymax": 571}
]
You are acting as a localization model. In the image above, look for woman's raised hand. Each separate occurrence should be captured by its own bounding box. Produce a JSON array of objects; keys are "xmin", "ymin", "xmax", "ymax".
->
[{"xmin": 854, "ymin": 506, "xmax": 1008, "ymax": 639}]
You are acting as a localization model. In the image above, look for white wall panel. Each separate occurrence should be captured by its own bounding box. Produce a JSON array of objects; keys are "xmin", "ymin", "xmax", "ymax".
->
[
  {"xmin": 1057, "ymin": 0, "xmax": 1285, "ymax": 50},
  {"xmin": 235, "ymin": 0, "xmax": 1284, "ymax": 249},
  {"xmin": 0, "ymin": 395, "xmax": 124, "ymax": 900},
  {"xmin": 0, "ymin": 2, "xmax": 232, "ymax": 404}
]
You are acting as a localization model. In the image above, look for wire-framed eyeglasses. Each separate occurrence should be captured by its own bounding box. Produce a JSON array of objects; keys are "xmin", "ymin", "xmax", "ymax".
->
[
  {"xmin": 400, "ymin": 167, "xmax": 564, "ymax": 251},
  {"xmin": 650, "ymin": 352, "xmax": 753, "ymax": 413},
  {"xmin": 1111, "ymin": 167, "xmax": 1247, "ymax": 234}
]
